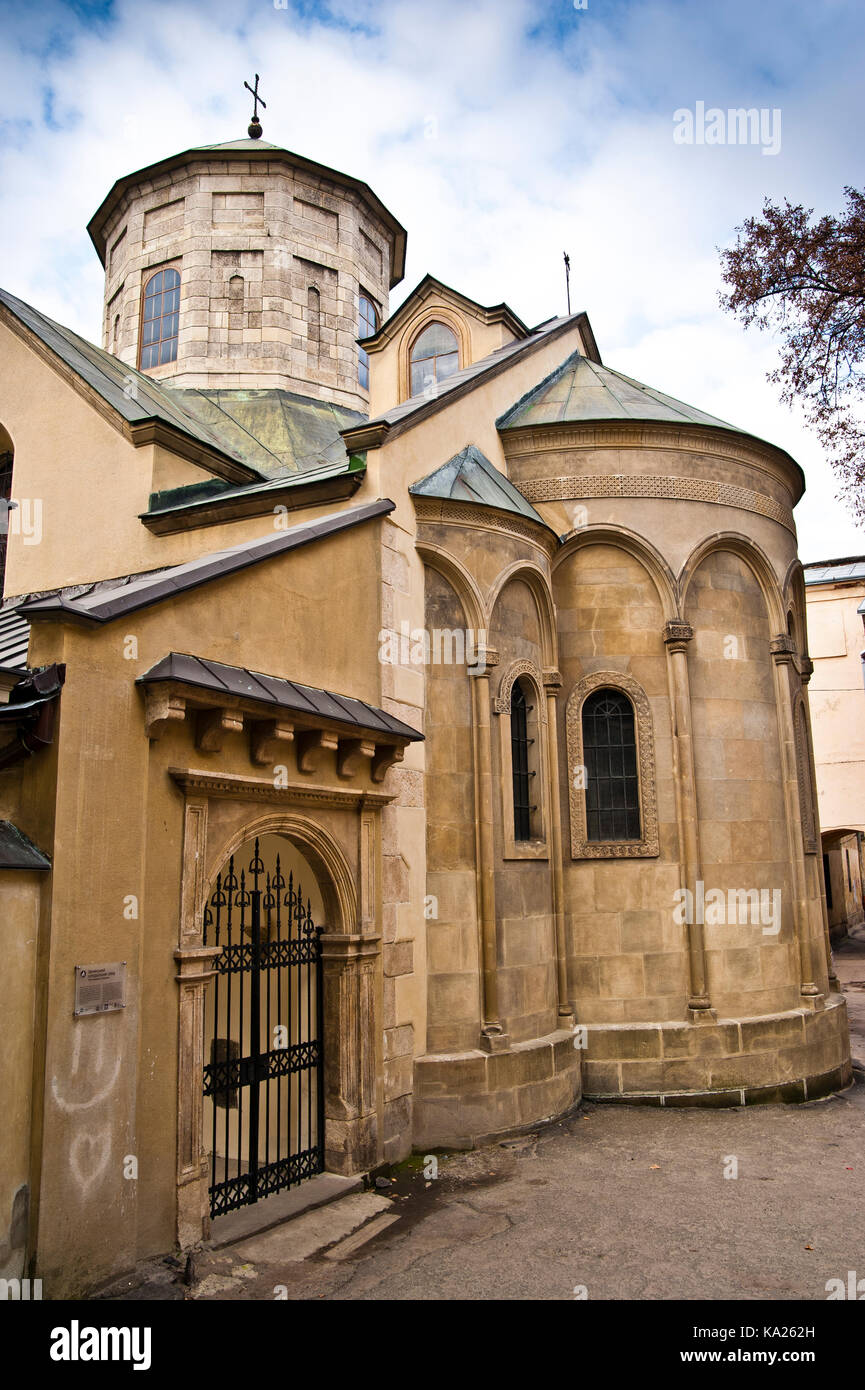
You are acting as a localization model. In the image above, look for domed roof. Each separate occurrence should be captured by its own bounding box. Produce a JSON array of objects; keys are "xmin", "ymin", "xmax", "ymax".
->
[{"xmin": 497, "ymin": 350, "xmax": 740, "ymax": 432}]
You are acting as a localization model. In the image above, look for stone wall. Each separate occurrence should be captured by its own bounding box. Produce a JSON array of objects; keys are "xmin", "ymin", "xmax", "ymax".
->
[{"xmin": 99, "ymin": 155, "xmax": 393, "ymax": 410}]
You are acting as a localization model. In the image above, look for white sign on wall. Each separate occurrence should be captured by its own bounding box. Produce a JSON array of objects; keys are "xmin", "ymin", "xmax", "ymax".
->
[{"xmin": 73, "ymin": 963, "xmax": 127, "ymax": 1017}]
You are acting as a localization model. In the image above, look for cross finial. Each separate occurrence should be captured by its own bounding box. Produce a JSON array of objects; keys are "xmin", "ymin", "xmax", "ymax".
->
[
  {"xmin": 244, "ymin": 73, "xmax": 266, "ymax": 139},
  {"xmin": 563, "ymin": 250, "xmax": 571, "ymax": 316}
]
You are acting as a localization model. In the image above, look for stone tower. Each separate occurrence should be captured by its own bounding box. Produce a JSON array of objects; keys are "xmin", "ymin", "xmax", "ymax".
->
[{"xmin": 87, "ymin": 138, "xmax": 406, "ymax": 412}]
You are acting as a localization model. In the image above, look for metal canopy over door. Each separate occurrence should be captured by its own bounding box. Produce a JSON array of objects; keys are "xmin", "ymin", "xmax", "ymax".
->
[{"xmin": 202, "ymin": 836, "xmax": 324, "ymax": 1218}]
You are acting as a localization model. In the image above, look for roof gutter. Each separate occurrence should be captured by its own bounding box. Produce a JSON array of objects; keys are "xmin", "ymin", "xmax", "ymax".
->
[{"xmin": 0, "ymin": 663, "xmax": 66, "ymax": 771}]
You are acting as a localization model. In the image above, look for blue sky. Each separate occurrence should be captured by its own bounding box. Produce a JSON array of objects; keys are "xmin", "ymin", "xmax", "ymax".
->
[{"xmin": 1, "ymin": 0, "xmax": 864, "ymax": 558}]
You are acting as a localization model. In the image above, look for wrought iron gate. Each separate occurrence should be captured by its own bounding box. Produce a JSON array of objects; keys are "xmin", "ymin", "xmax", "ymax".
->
[{"xmin": 202, "ymin": 837, "xmax": 324, "ymax": 1218}]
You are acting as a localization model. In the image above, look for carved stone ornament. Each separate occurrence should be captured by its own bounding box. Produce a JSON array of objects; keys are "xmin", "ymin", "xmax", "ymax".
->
[
  {"xmin": 566, "ymin": 669, "xmax": 660, "ymax": 859},
  {"xmin": 494, "ymin": 659, "xmax": 548, "ymax": 717}
]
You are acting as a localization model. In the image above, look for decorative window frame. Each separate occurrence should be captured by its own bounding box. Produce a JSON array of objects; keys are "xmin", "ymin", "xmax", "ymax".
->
[
  {"xmin": 566, "ymin": 669, "xmax": 659, "ymax": 859},
  {"xmin": 494, "ymin": 659, "xmax": 549, "ymax": 860},
  {"xmin": 399, "ymin": 308, "xmax": 468, "ymax": 402}
]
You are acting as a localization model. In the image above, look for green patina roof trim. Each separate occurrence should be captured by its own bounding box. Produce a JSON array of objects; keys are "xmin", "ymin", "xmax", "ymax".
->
[
  {"xmin": 148, "ymin": 479, "xmax": 231, "ymax": 513},
  {"xmin": 495, "ymin": 350, "xmax": 583, "ymax": 428},
  {"xmin": 497, "ymin": 349, "xmax": 743, "ymax": 433},
  {"xmin": 144, "ymin": 455, "xmax": 366, "ymax": 519},
  {"xmin": 409, "ymin": 443, "xmax": 549, "ymax": 527}
]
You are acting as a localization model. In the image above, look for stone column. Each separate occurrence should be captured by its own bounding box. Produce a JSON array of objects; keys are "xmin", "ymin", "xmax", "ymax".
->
[
  {"xmin": 770, "ymin": 635, "xmax": 820, "ymax": 1000},
  {"xmin": 543, "ymin": 668, "xmax": 574, "ymax": 1025},
  {"xmin": 663, "ymin": 621, "xmax": 712, "ymax": 1014},
  {"xmin": 175, "ymin": 945, "xmax": 221, "ymax": 1247},
  {"xmin": 319, "ymin": 934, "xmax": 380, "ymax": 1172},
  {"xmin": 470, "ymin": 648, "xmax": 508, "ymax": 1052},
  {"xmin": 175, "ymin": 794, "xmax": 220, "ymax": 1246}
]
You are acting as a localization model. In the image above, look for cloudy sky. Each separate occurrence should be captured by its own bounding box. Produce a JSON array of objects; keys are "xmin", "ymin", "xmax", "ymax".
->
[{"xmin": 1, "ymin": 0, "xmax": 863, "ymax": 560}]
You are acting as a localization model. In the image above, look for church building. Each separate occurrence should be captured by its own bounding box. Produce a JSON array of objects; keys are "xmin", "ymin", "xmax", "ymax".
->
[{"xmin": 0, "ymin": 110, "xmax": 851, "ymax": 1296}]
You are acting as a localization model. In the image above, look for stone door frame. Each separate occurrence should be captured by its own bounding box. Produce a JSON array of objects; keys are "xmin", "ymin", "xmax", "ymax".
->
[{"xmin": 172, "ymin": 775, "xmax": 387, "ymax": 1248}]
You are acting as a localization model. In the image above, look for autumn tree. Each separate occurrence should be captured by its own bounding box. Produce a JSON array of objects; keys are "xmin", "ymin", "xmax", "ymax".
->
[{"xmin": 719, "ymin": 187, "xmax": 865, "ymax": 521}]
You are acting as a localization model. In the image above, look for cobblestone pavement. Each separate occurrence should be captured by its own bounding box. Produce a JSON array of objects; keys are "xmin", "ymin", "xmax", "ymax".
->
[{"xmin": 102, "ymin": 936, "xmax": 865, "ymax": 1303}]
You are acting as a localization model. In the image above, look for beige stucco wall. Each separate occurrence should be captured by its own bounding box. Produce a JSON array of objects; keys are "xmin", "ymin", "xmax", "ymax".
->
[
  {"xmin": 805, "ymin": 577, "xmax": 865, "ymax": 834},
  {"xmin": 16, "ymin": 513, "xmax": 417, "ymax": 1294}
]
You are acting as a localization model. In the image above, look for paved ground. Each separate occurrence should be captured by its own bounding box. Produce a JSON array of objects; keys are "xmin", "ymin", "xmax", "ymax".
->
[{"xmin": 102, "ymin": 935, "xmax": 865, "ymax": 1303}]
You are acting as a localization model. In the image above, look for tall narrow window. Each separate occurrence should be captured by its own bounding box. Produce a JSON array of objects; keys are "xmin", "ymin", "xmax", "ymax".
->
[
  {"xmin": 307, "ymin": 285, "xmax": 321, "ymax": 362},
  {"xmin": 358, "ymin": 293, "xmax": 377, "ymax": 389},
  {"xmin": 582, "ymin": 688, "xmax": 640, "ymax": 841},
  {"xmin": 0, "ymin": 448, "xmax": 12, "ymax": 602},
  {"xmin": 139, "ymin": 267, "xmax": 180, "ymax": 369},
  {"xmin": 410, "ymin": 322, "xmax": 459, "ymax": 396},
  {"xmin": 511, "ymin": 680, "xmax": 534, "ymax": 841}
]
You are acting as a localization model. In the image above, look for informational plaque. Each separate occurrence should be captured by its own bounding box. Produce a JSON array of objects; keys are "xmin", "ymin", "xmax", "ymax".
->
[{"xmin": 73, "ymin": 962, "xmax": 127, "ymax": 1016}]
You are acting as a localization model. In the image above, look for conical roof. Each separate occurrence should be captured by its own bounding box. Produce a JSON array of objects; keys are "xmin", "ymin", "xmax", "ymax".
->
[
  {"xmin": 497, "ymin": 351, "xmax": 741, "ymax": 433},
  {"xmin": 409, "ymin": 444, "xmax": 548, "ymax": 526}
]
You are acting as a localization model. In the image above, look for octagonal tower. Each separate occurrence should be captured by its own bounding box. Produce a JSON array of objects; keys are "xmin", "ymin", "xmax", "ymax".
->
[{"xmin": 88, "ymin": 137, "xmax": 406, "ymax": 412}]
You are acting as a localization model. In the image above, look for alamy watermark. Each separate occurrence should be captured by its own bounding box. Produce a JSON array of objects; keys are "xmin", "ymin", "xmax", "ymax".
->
[
  {"xmin": 673, "ymin": 102, "xmax": 781, "ymax": 156},
  {"xmin": 0, "ymin": 498, "xmax": 42, "ymax": 545},
  {"xmin": 673, "ymin": 880, "xmax": 781, "ymax": 934},
  {"xmin": 378, "ymin": 621, "xmax": 488, "ymax": 675}
]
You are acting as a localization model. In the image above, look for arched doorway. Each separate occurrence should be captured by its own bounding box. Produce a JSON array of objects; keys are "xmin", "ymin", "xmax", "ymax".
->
[{"xmin": 201, "ymin": 833, "xmax": 325, "ymax": 1219}]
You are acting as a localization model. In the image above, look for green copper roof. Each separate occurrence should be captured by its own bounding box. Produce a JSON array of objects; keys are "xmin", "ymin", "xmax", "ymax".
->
[
  {"xmin": 0, "ymin": 288, "xmax": 362, "ymax": 481},
  {"xmin": 166, "ymin": 388, "xmax": 364, "ymax": 478},
  {"xmin": 409, "ymin": 444, "xmax": 548, "ymax": 527},
  {"xmin": 0, "ymin": 287, "xmax": 260, "ymax": 474},
  {"xmin": 497, "ymin": 351, "xmax": 742, "ymax": 433}
]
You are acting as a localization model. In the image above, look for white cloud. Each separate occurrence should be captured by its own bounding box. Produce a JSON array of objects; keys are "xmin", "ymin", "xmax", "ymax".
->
[{"xmin": 0, "ymin": 0, "xmax": 863, "ymax": 558}]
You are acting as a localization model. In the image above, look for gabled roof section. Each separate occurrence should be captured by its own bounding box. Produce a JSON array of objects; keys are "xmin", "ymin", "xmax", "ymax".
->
[
  {"xmin": 497, "ymin": 352, "xmax": 742, "ymax": 431},
  {"xmin": 137, "ymin": 653, "xmax": 423, "ymax": 743},
  {"xmin": 88, "ymin": 141, "xmax": 406, "ymax": 287},
  {"xmin": 409, "ymin": 444, "xmax": 547, "ymax": 527},
  {"xmin": 342, "ymin": 311, "xmax": 597, "ymax": 451},
  {"xmin": 361, "ymin": 274, "xmax": 529, "ymax": 351},
  {"xmin": 19, "ymin": 499, "xmax": 393, "ymax": 626},
  {"xmin": 0, "ymin": 288, "xmax": 261, "ymax": 485}
]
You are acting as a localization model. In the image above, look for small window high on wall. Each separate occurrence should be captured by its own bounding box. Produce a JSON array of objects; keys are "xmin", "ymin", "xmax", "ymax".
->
[
  {"xmin": 409, "ymin": 322, "xmax": 459, "ymax": 397},
  {"xmin": 358, "ymin": 293, "xmax": 378, "ymax": 389},
  {"xmin": 140, "ymin": 267, "xmax": 180, "ymax": 369},
  {"xmin": 582, "ymin": 688, "xmax": 641, "ymax": 841}
]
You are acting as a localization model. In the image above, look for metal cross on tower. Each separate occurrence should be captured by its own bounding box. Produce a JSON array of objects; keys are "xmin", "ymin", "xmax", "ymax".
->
[{"xmin": 244, "ymin": 74, "xmax": 267, "ymax": 139}]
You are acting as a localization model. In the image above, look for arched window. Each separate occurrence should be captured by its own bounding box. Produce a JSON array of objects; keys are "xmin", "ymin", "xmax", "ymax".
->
[
  {"xmin": 511, "ymin": 680, "xmax": 533, "ymax": 841},
  {"xmin": 358, "ymin": 293, "xmax": 378, "ymax": 389},
  {"xmin": 139, "ymin": 267, "xmax": 180, "ymax": 369},
  {"xmin": 0, "ymin": 444, "xmax": 12, "ymax": 602},
  {"xmin": 410, "ymin": 321, "xmax": 459, "ymax": 396},
  {"xmin": 582, "ymin": 688, "xmax": 641, "ymax": 841}
]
